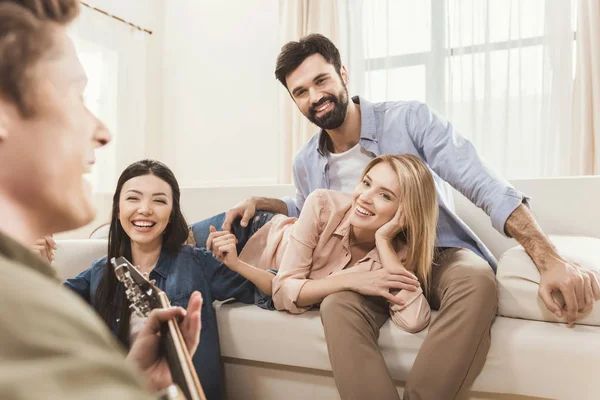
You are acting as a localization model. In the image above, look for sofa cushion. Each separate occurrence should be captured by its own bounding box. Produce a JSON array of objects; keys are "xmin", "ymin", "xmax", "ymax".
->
[
  {"xmin": 497, "ymin": 235, "xmax": 600, "ymax": 326},
  {"xmin": 215, "ymin": 302, "xmax": 600, "ymax": 399},
  {"xmin": 53, "ymin": 239, "xmax": 108, "ymax": 280},
  {"xmin": 89, "ymin": 223, "xmax": 110, "ymax": 239}
]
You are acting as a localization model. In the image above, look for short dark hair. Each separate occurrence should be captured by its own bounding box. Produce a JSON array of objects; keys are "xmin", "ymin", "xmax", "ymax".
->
[
  {"xmin": 0, "ymin": 0, "xmax": 80, "ymax": 117},
  {"xmin": 275, "ymin": 33, "xmax": 342, "ymax": 89}
]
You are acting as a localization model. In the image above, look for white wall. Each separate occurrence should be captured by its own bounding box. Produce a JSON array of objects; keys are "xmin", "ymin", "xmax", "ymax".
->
[
  {"xmin": 84, "ymin": 0, "xmax": 163, "ymax": 29},
  {"xmin": 162, "ymin": 0, "xmax": 281, "ymax": 187},
  {"xmin": 60, "ymin": 0, "xmax": 281, "ymax": 239}
]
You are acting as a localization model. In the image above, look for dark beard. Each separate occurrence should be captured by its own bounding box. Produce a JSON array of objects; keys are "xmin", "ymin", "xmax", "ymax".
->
[{"xmin": 306, "ymin": 87, "xmax": 349, "ymax": 130}]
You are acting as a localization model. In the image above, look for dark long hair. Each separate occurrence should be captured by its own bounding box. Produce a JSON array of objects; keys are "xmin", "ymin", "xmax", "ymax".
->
[{"xmin": 93, "ymin": 159, "xmax": 189, "ymax": 348}]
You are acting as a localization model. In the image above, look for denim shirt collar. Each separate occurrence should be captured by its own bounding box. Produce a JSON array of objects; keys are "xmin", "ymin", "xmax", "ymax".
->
[
  {"xmin": 316, "ymin": 96, "xmax": 380, "ymax": 158},
  {"xmin": 150, "ymin": 249, "xmax": 175, "ymax": 280}
]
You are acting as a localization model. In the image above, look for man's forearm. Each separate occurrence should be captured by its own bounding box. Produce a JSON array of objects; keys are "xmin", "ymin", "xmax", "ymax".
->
[
  {"xmin": 505, "ymin": 204, "xmax": 558, "ymax": 272},
  {"xmin": 254, "ymin": 197, "xmax": 288, "ymax": 216}
]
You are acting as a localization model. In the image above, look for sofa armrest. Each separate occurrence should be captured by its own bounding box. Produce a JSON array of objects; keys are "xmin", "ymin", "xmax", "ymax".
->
[
  {"xmin": 53, "ymin": 239, "xmax": 108, "ymax": 280},
  {"xmin": 496, "ymin": 235, "xmax": 600, "ymax": 326}
]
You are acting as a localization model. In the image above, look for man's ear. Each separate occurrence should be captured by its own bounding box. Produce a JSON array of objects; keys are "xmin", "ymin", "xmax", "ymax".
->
[{"xmin": 340, "ymin": 65, "xmax": 350, "ymax": 86}]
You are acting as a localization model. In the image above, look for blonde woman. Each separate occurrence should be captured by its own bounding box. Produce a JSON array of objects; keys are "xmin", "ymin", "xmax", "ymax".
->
[{"xmin": 207, "ymin": 154, "xmax": 438, "ymax": 332}]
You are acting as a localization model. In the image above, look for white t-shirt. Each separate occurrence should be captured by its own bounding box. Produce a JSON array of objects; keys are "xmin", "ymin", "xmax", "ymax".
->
[{"xmin": 327, "ymin": 143, "xmax": 375, "ymax": 193}]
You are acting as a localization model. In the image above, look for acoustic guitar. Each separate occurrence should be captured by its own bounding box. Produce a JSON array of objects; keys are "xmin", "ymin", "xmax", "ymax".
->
[{"xmin": 111, "ymin": 256, "xmax": 207, "ymax": 400}]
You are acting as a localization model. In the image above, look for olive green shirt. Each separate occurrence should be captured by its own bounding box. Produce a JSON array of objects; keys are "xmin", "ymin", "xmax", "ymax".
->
[{"xmin": 0, "ymin": 231, "xmax": 152, "ymax": 399}]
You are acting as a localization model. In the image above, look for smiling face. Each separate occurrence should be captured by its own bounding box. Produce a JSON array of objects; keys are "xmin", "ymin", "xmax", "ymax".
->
[
  {"xmin": 118, "ymin": 174, "xmax": 173, "ymax": 248},
  {"xmin": 286, "ymin": 54, "xmax": 350, "ymax": 130},
  {"xmin": 349, "ymin": 162, "xmax": 403, "ymax": 233}
]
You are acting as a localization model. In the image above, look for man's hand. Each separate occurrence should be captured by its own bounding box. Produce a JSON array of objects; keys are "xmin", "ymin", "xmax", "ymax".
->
[
  {"xmin": 539, "ymin": 255, "xmax": 600, "ymax": 325},
  {"xmin": 222, "ymin": 197, "xmax": 257, "ymax": 232},
  {"xmin": 206, "ymin": 226, "xmax": 239, "ymax": 268},
  {"xmin": 505, "ymin": 204, "xmax": 600, "ymax": 326},
  {"xmin": 32, "ymin": 235, "xmax": 57, "ymax": 263},
  {"xmin": 127, "ymin": 291, "xmax": 203, "ymax": 392}
]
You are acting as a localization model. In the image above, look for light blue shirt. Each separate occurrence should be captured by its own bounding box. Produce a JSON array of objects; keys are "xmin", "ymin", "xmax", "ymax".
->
[{"xmin": 282, "ymin": 97, "xmax": 529, "ymax": 270}]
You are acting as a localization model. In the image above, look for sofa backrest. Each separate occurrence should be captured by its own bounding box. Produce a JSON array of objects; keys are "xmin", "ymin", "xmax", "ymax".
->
[
  {"xmin": 57, "ymin": 176, "xmax": 600, "ymax": 261},
  {"xmin": 453, "ymin": 176, "xmax": 600, "ymax": 259},
  {"xmin": 177, "ymin": 177, "xmax": 600, "ymax": 260}
]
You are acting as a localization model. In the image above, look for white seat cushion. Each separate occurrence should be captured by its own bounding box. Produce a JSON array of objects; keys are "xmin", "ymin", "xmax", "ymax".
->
[
  {"xmin": 215, "ymin": 302, "xmax": 600, "ymax": 399},
  {"xmin": 497, "ymin": 235, "xmax": 600, "ymax": 326}
]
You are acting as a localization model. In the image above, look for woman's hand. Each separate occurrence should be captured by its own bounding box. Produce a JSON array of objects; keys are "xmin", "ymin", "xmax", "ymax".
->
[
  {"xmin": 32, "ymin": 235, "xmax": 57, "ymax": 263},
  {"xmin": 127, "ymin": 291, "xmax": 203, "ymax": 392},
  {"xmin": 375, "ymin": 206, "xmax": 405, "ymax": 243},
  {"xmin": 348, "ymin": 268, "xmax": 420, "ymax": 306},
  {"xmin": 206, "ymin": 226, "xmax": 240, "ymax": 268}
]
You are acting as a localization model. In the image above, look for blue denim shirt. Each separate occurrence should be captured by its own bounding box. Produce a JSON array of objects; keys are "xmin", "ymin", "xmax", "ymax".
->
[
  {"xmin": 64, "ymin": 245, "xmax": 256, "ymax": 400},
  {"xmin": 282, "ymin": 97, "xmax": 529, "ymax": 270}
]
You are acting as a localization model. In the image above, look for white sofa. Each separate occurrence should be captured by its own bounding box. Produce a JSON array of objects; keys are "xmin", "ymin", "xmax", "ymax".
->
[{"xmin": 53, "ymin": 177, "xmax": 600, "ymax": 400}]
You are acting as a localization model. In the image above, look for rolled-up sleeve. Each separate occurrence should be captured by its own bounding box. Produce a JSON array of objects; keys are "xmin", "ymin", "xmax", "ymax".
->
[
  {"xmin": 272, "ymin": 190, "xmax": 325, "ymax": 314},
  {"xmin": 281, "ymin": 196, "xmax": 299, "ymax": 218},
  {"xmin": 408, "ymin": 102, "xmax": 530, "ymax": 236}
]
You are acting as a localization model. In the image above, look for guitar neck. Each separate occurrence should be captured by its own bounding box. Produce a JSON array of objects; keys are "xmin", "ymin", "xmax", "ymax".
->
[
  {"xmin": 111, "ymin": 257, "xmax": 207, "ymax": 400},
  {"xmin": 158, "ymin": 292, "xmax": 207, "ymax": 400}
]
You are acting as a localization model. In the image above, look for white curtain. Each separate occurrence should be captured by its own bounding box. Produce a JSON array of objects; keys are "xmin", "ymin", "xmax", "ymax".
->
[
  {"xmin": 345, "ymin": 0, "xmax": 583, "ymax": 179},
  {"xmin": 68, "ymin": 7, "xmax": 148, "ymax": 193},
  {"xmin": 571, "ymin": 0, "xmax": 600, "ymax": 175},
  {"xmin": 278, "ymin": 0, "xmax": 340, "ymax": 184}
]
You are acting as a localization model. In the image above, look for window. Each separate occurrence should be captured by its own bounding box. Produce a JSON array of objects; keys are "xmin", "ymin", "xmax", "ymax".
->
[
  {"xmin": 71, "ymin": 36, "xmax": 119, "ymax": 193},
  {"xmin": 360, "ymin": 0, "xmax": 578, "ymax": 178},
  {"xmin": 363, "ymin": 0, "xmax": 577, "ymax": 111}
]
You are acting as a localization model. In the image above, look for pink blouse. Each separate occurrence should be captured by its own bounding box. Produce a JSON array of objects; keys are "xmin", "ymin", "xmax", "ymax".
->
[{"xmin": 240, "ymin": 189, "xmax": 430, "ymax": 333}]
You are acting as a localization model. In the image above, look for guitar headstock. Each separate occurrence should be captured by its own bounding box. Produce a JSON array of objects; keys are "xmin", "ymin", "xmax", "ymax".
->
[{"xmin": 111, "ymin": 256, "xmax": 163, "ymax": 317}]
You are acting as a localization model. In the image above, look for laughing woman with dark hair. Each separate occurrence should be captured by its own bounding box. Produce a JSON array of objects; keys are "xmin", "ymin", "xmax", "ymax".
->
[{"xmin": 65, "ymin": 159, "xmax": 255, "ymax": 400}]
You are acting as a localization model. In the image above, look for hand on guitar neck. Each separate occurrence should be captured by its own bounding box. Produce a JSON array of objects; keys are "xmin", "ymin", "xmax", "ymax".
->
[
  {"xmin": 112, "ymin": 257, "xmax": 207, "ymax": 400},
  {"xmin": 126, "ymin": 291, "xmax": 203, "ymax": 394}
]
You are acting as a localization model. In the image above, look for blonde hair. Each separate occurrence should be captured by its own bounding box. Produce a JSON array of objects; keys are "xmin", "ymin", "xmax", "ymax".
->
[{"xmin": 361, "ymin": 154, "xmax": 438, "ymax": 298}]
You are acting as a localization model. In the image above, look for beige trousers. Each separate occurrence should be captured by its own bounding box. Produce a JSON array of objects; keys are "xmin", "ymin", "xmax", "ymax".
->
[{"xmin": 320, "ymin": 248, "xmax": 498, "ymax": 400}]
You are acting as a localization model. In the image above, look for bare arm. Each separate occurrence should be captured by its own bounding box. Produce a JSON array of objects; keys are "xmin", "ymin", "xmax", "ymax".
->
[
  {"xmin": 208, "ymin": 229, "xmax": 276, "ymax": 295},
  {"xmin": 228, "ymin": 259, "xmax": 275, "ymax": 296},
  {"xmin": 505, "ymin": 204, "xmax": 557, "ymax": 271},
  {"xmin": 505, "ymin": 204, "xmax": 600, "ymax": 324},
  {"xmin": 222, "ymin": 197, "xmax": 288, "ymax": 232},
  {"xmin": 253, "ymin": 197, "xmax": 289, "ymax": 215}
]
